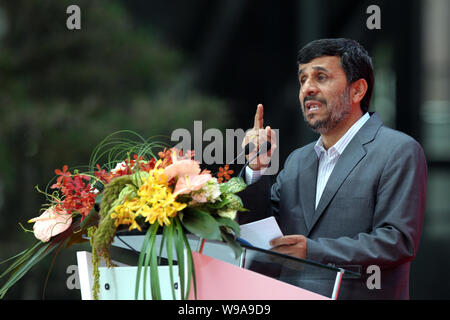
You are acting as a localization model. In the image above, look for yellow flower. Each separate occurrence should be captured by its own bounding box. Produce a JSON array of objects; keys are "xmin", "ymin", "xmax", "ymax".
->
[
  {"xmin": 111, "ymin": 166, "xmax": 187, "ymax": 229},
  {"xmin": 111, "ymin": 199, "xmax": 142, "ymax": 231}
]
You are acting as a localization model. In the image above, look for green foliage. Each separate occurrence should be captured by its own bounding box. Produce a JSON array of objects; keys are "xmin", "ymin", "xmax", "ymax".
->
[
  {"xmin": 181, "ymin": 207, "xmax": 223, "ymax": 241},
  {"xmin": 92, "ymin": 175, "xmax": 133, "ymax": 258},
  {"xmin": 0, "ymin": 241, "xmax": 54, "ymax": 299},
  {"xmin": 87, "ymin": 130, "xmax": 166, "ymax": 172},
  {"xmin": 219, "ymin": 177, "xmax": 247, "ymax": 194},
  {"xmin": 90, "ymin": 175, "xmax": 133, "ymax": 299}
]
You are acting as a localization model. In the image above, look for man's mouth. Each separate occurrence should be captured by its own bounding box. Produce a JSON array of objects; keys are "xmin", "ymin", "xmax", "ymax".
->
[{"xmin": 305, "ymin": 100, "xmax": 323, "ymax": 112}]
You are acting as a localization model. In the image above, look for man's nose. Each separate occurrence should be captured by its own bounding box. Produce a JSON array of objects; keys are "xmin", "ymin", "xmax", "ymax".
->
[{"xmin": 301, "ymin": 78, "xmax": 320, "ymax": 97}]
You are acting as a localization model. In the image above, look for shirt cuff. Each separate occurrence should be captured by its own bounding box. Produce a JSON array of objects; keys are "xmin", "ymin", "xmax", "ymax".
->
[{"xmin": 245, "ymin": 166, "xmax": 265, "ymax": 184}]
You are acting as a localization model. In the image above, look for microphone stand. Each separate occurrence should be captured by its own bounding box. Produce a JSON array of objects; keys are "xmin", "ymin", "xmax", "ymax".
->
[{"xmin": 238, "ymin": 142, "xmax": 271, "ymax": 179}]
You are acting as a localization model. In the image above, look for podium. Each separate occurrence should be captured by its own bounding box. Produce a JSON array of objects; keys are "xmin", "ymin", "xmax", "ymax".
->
[{"xmin": 77, "ymin": 231, "xmax": 361, "ymax": 300}]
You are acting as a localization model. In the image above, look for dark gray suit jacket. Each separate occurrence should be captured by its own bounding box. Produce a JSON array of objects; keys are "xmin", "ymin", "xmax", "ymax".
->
[{"xmin": 238, "ymin": 113, "xmax": 427, "ymax": 299}]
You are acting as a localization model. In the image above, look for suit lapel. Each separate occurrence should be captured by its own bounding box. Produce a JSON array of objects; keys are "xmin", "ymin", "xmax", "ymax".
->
[
  {"xmin": 299, "ymin": 146, "xmax": 318, "ymax": 232},
  {"xmin": 308, "ymin": 142, "xmax": 366, "ymax": 234},
  {"xmin": 306, "ymin": 112, "xmax": 383, "ymax": 235}
]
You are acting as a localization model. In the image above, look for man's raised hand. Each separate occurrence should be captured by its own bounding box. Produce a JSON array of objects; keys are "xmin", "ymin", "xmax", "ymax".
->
[{"xmin": 242, "ymin": 104, "xmax": 277, "ymax": 170}]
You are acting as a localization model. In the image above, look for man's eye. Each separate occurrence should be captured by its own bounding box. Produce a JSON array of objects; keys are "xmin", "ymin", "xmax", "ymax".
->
[{"xmin": 318, "ymin": 74, "xmax": 327, "ymax": 81}]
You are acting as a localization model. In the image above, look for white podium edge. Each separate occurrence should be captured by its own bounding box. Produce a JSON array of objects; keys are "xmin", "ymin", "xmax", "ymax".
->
[{"xmin": 76, "ymin": 251, "xmax": 128, "ymax": 300}]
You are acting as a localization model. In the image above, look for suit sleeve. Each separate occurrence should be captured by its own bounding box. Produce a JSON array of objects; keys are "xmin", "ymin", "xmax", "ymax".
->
[
  {"xmin": 306, "ymin": 140, "xmax": 428, "ymax": 269},
  {"xmin": 269, "ymin": 150, "xmax": 300, "ymax": 221},
  {"xmin": 237, "ymin": 151, "xmax": 296, "ymax": 225},
  {"xmin": 269, "ymin": 160, "xmax": 285, "ymax": 220}
]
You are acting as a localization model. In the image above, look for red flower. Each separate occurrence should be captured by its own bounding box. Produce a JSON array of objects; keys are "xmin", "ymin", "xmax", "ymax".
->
[
  {"xmin": 51, "ymin": 165, "xmax": 71, "ymax": 189},
  {"xmin": 139, "ymin": 157, "xmax": 156, "ymax": 172},
  {"xmin": 94, "ymin": 164, "xmax": 114, "ymax": 184},
  {"xmin": 158, "ymin": 148, "xmax": 174, "ymax": 168},
  {"xmin": 217, "ymin": 165, "xmax": 234, "ymax": 183},
  {"xmin": 50, "ymin": 166, "xmax": 97, "ymax": 220}
]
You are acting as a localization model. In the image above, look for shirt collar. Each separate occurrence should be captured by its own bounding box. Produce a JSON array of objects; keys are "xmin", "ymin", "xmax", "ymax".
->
[{"xmin": 314, "ymin": 112, "xmax": 371, "ymax": 158}]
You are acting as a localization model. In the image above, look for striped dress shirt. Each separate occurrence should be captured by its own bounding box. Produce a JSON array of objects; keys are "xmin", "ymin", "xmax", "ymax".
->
[
  {"xmin": 313, "ymin": 112, "xmax": 370, "ymax": 208},
  {"xmin": 246, "ymin": 112, "xmax": 371, "ymax": 209}
]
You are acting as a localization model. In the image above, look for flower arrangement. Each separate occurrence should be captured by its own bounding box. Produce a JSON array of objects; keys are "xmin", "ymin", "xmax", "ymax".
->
[{"xmin": 0, "ymin": 131, "xmax": 247, "ymax": 300}]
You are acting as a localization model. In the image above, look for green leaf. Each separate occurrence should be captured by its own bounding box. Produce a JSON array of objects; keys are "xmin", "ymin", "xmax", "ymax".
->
[
  {"xmin": 219, "ymin": 177, "xmax": 247, "ymax": 194},
  {"xmin": 0, "ymin": 248, "xmax": 29, "ymax": 267},
  {"xmin": 205, "ymin": 198, "xmax": 230, "ymax": 209},
  {"xmin": 174, "ymin": 218, "xmax": 186, "ymax": 299},
  {"xmin": 180, "ymin": 226, "xmax": 196, "ymax": 300},
  {"xmin": 131, "ymin": 171, "xmax": 149, "ymax": 188},
  {"xmin": 0, "ymin": 242, "xmax": 54, "ymax": 299},
  {"xmin": 148, "ymin": 224, "xmax": 161, "ymax": 300},
  {"xmin": 174, "ymin": 217, "xmax": 195, "ymax": 300},
  {"xmin": 164, "ymin": 223, "xmax": 177, "ymax": 300},
  {"xmin": 215, "ymin": 217, "xmax": 241, "ymax": 237},
  {"xmin": 207, "ymin": 193, "xmax": 248, "ymax": 212},
  {"xmin": 220, "ymin": 229, "xmax": 244, "ymax": 259},
  {"xmin": 92, "ymin": 180, "xmax": 105, "ymax": 193},
  {"xmin": 117, "ymin": 184, "xmax": 138, "ymax": 203},
  {"xmin": 79, "ymin": 207, "xmax": 99, "ymax": 230},
  {"xmin": 181, "ymin": 208, "xmax": 222, "ymax": 241},
  {"xmin": 226, "ymin": 193, "xmax": 245, "ymax": 210},
  {"xmin": 143, "ymin": 233, "xmax": 152, "ymax": 300},
  {"xmin": 219, "ymin": 193, "xmax": 246, "ymax": 211},
  {"xmin": 143, "ymin": 223, "xmax": 159, "ymax": 300},
  {"xmin": 0, "ymin": 241, "xmax": 42, "ymax": 276},
  {"xmin": 158, "ymin": 228, "xmax": 165, "ymax": 266},
  {"xmin": 94, "ymin": 193, "xmax": 103, "ymax": 206},
  {"xmin": 135, "ymin": 227, "xmax": 151, "ymax": 300}
]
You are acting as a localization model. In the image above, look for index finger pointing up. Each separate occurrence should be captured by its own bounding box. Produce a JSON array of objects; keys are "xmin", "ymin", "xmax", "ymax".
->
[{"xmin": 253, "ymin": 104, "xmax": 264, "ymax": 129}]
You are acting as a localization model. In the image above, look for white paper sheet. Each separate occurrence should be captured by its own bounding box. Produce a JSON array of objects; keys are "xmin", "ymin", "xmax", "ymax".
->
[{"xmin": 239, "ymin": 216, "xmax": 283, "ymax": 250}]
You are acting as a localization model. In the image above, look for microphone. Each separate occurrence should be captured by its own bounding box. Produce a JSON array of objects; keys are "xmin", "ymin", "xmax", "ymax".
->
[
  {"xmin": 238, "ymin": 141, "xmax": 272, "ymax": 178},
  {"xmin": 226, "ymin": 141, "xmax": 256, "ymax": 165}
]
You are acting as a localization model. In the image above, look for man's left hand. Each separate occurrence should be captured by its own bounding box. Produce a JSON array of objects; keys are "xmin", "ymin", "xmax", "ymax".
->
[{"xmin": 270, "ymin": 235, "xmax": 307, "ymax": 259}]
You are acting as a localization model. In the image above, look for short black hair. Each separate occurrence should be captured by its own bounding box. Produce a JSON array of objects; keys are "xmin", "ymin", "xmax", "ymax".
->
[{"xmin": 297, "ymin": 38, "xmax": 374, "ymax": 113}]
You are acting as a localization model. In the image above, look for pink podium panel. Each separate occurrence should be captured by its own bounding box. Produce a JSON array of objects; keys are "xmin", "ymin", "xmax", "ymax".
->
[{"xmin": 188, "ymin": 251, "xmax": 329, "ymax": 300}]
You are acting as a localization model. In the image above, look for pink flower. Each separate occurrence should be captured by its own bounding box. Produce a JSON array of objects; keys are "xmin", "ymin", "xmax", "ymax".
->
[
  {"xmin": 164, "ymin": 159, "xmax": 201, "ymax": 181},
  {"xmin": 28, "ymin": 208, "xmax": 72, "ymax": 242},
  {"xmin": 173, "ymin": 173, "xmax": 212, "ymax": 196}
]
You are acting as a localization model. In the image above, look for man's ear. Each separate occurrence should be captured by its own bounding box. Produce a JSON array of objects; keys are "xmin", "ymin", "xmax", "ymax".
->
[{"xmin": 350, "ymin": 79, "xmax": 368, "ymax": 104}]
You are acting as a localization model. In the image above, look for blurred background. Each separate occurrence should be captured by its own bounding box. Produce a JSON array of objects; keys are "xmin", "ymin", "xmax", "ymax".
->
[{"xmin": 0, "ymin": 0, "xmax": 449, "ymax": 299}]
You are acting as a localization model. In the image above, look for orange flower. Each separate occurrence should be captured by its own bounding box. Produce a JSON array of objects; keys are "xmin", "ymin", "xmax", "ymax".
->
[{"xmin": 217, "ymin": 165, "xmax": 234, "ymax": 183}]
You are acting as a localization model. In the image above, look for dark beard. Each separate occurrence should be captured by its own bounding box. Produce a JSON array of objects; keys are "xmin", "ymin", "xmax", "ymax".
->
[
  {"xmin": 306, "ymin": 117, "xmax": 335, "ymax": 133},
  {"xmin": 302, "ymin": 87, "xmax": 351, "ymax": 134}
]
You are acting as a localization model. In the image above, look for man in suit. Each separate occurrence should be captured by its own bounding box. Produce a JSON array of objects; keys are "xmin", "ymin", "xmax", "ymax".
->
[{"xmin": 238, "ymin": 38, "xmax": 427, "ymax": 299}]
